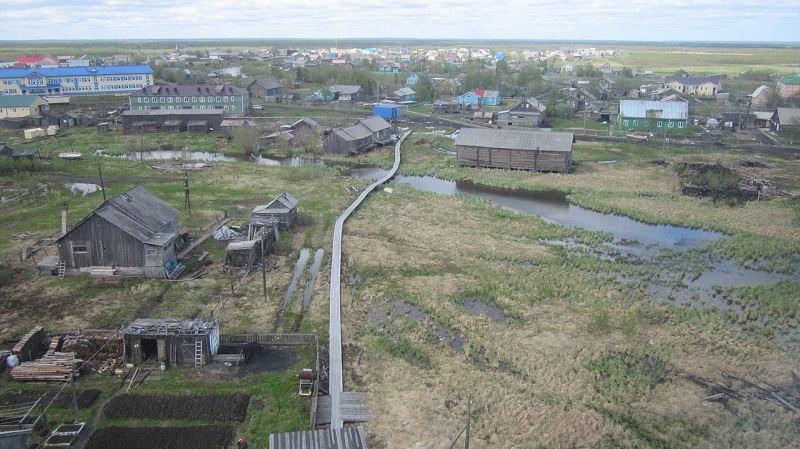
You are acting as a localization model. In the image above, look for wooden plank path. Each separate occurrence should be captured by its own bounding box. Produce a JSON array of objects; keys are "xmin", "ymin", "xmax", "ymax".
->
[{"xmin": 328, "ymin": 131, "xmax": 411, "ymax": 429}]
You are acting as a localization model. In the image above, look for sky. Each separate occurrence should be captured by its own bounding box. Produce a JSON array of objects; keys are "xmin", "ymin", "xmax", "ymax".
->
[{"xmin": 3, "ymin": 0, "xmax": 798, "ymax": 43}]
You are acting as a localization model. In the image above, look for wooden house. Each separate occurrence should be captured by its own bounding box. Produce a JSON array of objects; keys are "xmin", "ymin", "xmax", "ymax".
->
[
  {"xmin": 55, "ymin": 185, "xmax": 185, "ymax": 279},
  {"xmin": 323, "ymin": 116, "xmax": 392, "ymax": 156},
  {"xmin": 455, "ymin": 89, "xmax": 501, "ymax": 107},
  {"xmin": 498, "ymin": 98, "xmax": 546, "ymax": 127},
  {"xmin": 122, "ymin": 318, "xmax": 219, "ymax": 367},
  {"xmin": 329, "ymin": 85, "xmax": 365, "ymax": 104},
  {"xmin": 455, "ymin": 128, "xmax": 574, "ymax": 173},
  {"xmin": 247, "ymin": 76, "xmax": 284, "ymax": 99}
]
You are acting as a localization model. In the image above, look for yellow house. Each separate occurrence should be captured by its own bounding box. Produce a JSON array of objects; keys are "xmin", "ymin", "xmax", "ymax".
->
[
  {"xmin": 0, "ymin": 95, "xmax": 47, "ymax": 119},
  {"xmin": 663, "ymin": 76, "xmax": 721, "ymax": 97}
]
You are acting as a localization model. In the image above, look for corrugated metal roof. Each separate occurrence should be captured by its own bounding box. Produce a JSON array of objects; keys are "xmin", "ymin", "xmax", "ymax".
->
[
  {"xmin": 358, "ymin": 116, "xmax": 390, "ymax": 133},
  {"xmin": 664, "ymin": 76, "xmax": 721, "ymax": 86},
  {"xmin": 269, "ymin": 427, "xmax": 367, "ymax": 449},
  {"xmin": 455, "ymin": 128, "xmax": 574, "ymax": 152},
  {"xmin": 330, "ymin": 84, "xmax": 363, "ymax": 95},
  {"xmin": 129, "ymin": 84, "xmax": 246, "ymax": 97},
  {"xmin": 92, "ymin": 186, "xmax": 179, "ymax": 243},
  {"xmin": 619, "ymin": 100, "xmax": 688, "ymax": 120},
  {"xmin": 0, "ymin": 65, "xmax": 153, "ymax": 79},
  {"xmin": 777, "ymin": 107, "xmax": 800, "ymax": 124},
  {"xmin": 122, "ymin": 109, "xmax": 224, "ymax": 117},
  {"xmin": 0, "ymin": 95, "xmax": 44, "ymax": 107},
  {"xmin": 335, "ymin": 126, "xmax": 371, "ymax": 142}
]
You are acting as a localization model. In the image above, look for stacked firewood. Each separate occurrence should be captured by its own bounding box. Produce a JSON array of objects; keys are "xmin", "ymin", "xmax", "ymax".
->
[{"xmin": 62, "ymin": 334, "xmax": 123, "ymax": 373}]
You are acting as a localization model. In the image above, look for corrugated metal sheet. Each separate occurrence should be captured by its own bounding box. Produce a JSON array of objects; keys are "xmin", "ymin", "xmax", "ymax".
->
[
  {"xmin": 619, "ymin": 100, "xmax": 688, "ymax": 119},
  {"xmin": 93, "ymin": 186, "xmax": 179, "ymax": 244},
  {"xmin": 455, "ymin": 128, "xmax": 574, "ymax": 152},
  {"xmin": 777, "ymin": 107, "xmax": 800, "ymax": 124},
  {"xmin": 359, "ymin": 116, "xmax": 390, "ymax": 133},
  {"xmin": 269, "ymin": 427, "xmax": 367, "ymax": 449}
]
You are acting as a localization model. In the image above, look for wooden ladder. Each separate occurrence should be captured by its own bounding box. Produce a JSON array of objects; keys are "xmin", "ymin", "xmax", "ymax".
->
[
  {"xmin": 194, "ymin": 339, "xmax": 204, "ymax": 367},
  {"xmin": 57, "ymin": 261, "xmax": 66, "ymax": 279}
]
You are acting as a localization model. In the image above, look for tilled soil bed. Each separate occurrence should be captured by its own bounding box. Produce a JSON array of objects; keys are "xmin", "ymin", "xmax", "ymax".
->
[
  {"xmin": 103, "ymin": 394, "xmax": 250, "ymax": 422},
  {"xmin": 84, "ymin": 425, "xmax": 235, "ymax": 449}
]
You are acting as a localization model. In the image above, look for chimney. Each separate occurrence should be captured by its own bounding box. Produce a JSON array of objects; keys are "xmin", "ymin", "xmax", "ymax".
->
[{"xmin": 61, "ymin": 203, "xmax": 68, "ymax": 236}]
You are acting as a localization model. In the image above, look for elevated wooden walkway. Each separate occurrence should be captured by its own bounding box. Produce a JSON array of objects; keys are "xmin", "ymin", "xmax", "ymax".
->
[{"xmin": 328, "ymin": 131, "xmax": 411, "ymax": 429}]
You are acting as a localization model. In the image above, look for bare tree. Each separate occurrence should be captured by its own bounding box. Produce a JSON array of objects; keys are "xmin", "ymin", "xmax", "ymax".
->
[{"xmin": 232, "ymin": 125, "xmax": 261, "ymax": 157}]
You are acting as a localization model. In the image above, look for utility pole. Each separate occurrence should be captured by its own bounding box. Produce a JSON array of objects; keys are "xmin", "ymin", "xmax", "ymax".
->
[
  {"xmin": 465, "ymin": 393, "xmax": 471, "ymax": 449},
  {"xmin": 97, "ymin": 160, "xmax": 106, "ymax": 201}
]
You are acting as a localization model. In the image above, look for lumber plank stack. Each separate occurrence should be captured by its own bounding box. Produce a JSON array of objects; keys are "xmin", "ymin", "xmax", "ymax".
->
[{"xmin": 9, "ymin": 351, "xmax": 83, "ymax": 382}]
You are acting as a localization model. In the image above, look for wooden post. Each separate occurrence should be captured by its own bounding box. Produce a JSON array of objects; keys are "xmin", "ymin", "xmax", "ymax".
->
[
  {"xmin": 70, "ymin": 372, "xmax": 79, "ymax": 421},
  {"xmin": 465, "ymin": 393, "xmax": 471, "ymax": 449},
  {"xmin": 261, "ymin": 234, "xmax": 267, "ymax": 303}
]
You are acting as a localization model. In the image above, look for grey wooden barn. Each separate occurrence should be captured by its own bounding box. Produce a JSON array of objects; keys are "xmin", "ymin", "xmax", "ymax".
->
[
  {"xmin": 250, "ymin": 192, "xmax": 299, "ymax": 230},
  {"xmin": 323, "ymin": 116, "xmax": 392, "ymax": 156},
  {"xmin": 455, "ymin": 128, "xmax": 575, "ymax": 173},
  {"xmin": 122, "ymin": 318, "xmax": 220, "ymax": 367},
  {"xmin": 55, "ymin": 185, "xmax": 185, "ymax": 278}
]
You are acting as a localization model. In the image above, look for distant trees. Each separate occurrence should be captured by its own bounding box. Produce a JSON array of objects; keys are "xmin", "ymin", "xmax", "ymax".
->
[
  {"xmin": 232, "ymin": 126, "xmax": 261, "ymax": 157},
  {"xmin": 415, "ymin": 75, "xmax": 435, "ymax": 102}
]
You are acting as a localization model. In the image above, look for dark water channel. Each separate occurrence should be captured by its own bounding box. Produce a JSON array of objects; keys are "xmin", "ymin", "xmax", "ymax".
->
[
  {"xmin": 346, "ymin": 166, "xmax": 795, "ymax": 309},
  {"xmin": 281, "ymin": 248, "xmax": 310, "ymax": 314}
]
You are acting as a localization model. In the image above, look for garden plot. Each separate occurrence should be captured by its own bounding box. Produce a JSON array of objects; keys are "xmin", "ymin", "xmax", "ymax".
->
[
  {"xmin": 103, "ymin": 394, "xmax": 250, "ymax": 422},
  {"xmin": 85, "ymin": 425, "xmax": 235, "ymax": 449}
]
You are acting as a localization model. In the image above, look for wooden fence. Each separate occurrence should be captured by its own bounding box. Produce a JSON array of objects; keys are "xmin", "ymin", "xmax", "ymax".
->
[{"xmin": 219, "ymin": 333, "xmax": 317, "ymax": 346}]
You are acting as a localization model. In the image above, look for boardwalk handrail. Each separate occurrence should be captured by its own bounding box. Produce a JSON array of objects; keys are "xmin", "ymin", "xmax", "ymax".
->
[{"xmin": 328, "ymin": 131, "xmax": 412, "ymax": 429}]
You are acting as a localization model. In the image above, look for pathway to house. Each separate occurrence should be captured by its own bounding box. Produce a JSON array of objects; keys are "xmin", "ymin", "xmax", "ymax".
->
[{"xmin": 328, "ymin": 131, "xmax": 411, "ymax": 429}]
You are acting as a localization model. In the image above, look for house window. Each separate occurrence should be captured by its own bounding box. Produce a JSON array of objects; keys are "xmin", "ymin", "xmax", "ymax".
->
[
  {"xmin": 623, "ymin": 120, "xmax": 629, "ymax": 126},
  {"xmin": 633, "ymin": 120, "xmax": 637, "ymax": 126},
  {"xmin": 146, "ymin": 249, "xmax": 158, "ymax": 256},
  {"xmin": 657, "ymin": 121, "xmax": 663, "ymax": 128},
  {"xmin": 678, "ymin": 122, "xmax": 684, "ymax": 128},
  {"xmin": 185, "ymin": 97, "xmax": 190, "ymax": 102},
  {"xmin": 168, "ymin": 97, "xmax": 173, "ymax": 103},
  {"xmin": 216, "ymin": 96, "xmax": 221, "ymax": 102},
  {"xmin": 160, "ymin": 97, "xmax": 165, "ymax": 102},
  {"xmin": 72, "ymin": 245, "xmax": 88, "ymax": 254},
  {"xmin": 224, "ymin": 105, "xmax": 229, "ymax": 111},
  {"xmin": 193, "ymin": 97, "xmax": 198, "ymax": 102},
  {"xmin": 176, "ymin": 97, "xmax": 181, "ymax": 103},
  {"xmin": 207, "ymin": 96, "xmax": 213, "ymax": 102},
  {"xmin": 668, "ymin": 122, "xmax": 674, "ymax": 128},
  {"xmin": 143, "ymin": 98, "xmax": 149, "ymax": 103},
  {"xmin": 223, "ymin": 96, "xmax": 228, "ymax": 102}
]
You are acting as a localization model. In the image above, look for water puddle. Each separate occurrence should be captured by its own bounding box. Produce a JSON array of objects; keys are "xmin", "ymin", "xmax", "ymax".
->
[
  {"xmin": 460, "ymin": 298, "xmax": 507, "ymax": 324},
  {"xmin": 302, "ymin": 248, "xmax": 325, "ymax": 311},
  {"xmin": 66, "ymin": 183, "xmax": 101, "ymax": 196},
  {"xmin": 129, "ymin": 150, "xmax": 239, "ymax": 162},
  {"xmin": 253, "ymin": 156, "xmax": 324, "ymax": 166},
  {"xmin": 345, "ymin": 168, "xmax": 796, "ymax": 309},
  {"xmin": 281, "ymin": 248, "xmax": 310, "ymax": 313},
  {"xmin": 369, "ymin": 297, "xmax": 465, "ymax": 351}
]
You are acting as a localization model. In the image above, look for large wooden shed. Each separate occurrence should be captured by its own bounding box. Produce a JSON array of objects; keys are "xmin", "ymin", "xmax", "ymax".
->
[
  {"xmin": 455, "ymin": 128, "xmax": 575, "ymax": 173},
  {"xmin": 55, "ymin": 185, "xmax": 184, "ymax": 278},
  {"xmin": 122, "ymin": 318, "xmax": 220, "ymax": 367}
]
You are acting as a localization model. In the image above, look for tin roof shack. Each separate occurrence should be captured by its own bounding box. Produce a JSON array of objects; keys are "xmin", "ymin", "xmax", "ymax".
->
[
  {"xmin": 456, "ymin": 128, "xmax": 574, "ymax": 173},
  {"xmin": 55, "ymin": 186, "xmax": 184, "ymax": 278},
  {"xmin": 251, "ymin": 192, "xmax": 299, "ymax": 231},
  {"xmin": 434, "ymin": 102, "xmax": 461, "ymax": 114},
  {"xmin": 123, "ymin": 318, "xmax": 219, "ymax": 367},
  {"xmin": 323, "ymin": 116, "xmax": 391, "ymax": 156}
]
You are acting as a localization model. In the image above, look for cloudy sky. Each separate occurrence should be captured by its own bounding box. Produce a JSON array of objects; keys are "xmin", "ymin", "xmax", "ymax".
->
[{"xmin": 3, "ymin": 0, "xmax": 797, "ymax": 42}]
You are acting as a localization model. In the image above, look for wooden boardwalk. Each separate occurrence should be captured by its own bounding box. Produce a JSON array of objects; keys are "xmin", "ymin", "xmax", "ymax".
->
[{"xmin": 328, "ymin": 131, "xmax": 411, "ymax": 429}]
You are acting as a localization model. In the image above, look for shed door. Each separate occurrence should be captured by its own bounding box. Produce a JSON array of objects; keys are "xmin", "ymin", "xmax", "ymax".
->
[{"xmin": 131, "ymin": 338, "xmax": 142, "ymax": 365}]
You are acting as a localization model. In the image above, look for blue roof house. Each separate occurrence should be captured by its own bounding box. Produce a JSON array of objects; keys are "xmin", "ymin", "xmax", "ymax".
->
[{"xmin": 406, "ymin": 73, "xmax": 419, "ymax": 85}]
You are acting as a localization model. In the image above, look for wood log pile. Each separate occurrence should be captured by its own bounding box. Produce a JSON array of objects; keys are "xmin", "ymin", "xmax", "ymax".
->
[
  {"xmin": 61, "ymin": 334, "xmax": 123, "ymax": 373},
  {"xmin": 12, "ymin": 326, "xmax": 45, "ymax": 362},
  {"xmin": 682, "ymin": 369, "xmax": 800, "ymax": 412}
]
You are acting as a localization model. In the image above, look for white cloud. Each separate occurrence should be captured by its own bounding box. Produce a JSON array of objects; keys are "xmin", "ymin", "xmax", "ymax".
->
[{"xmin": 1, "ymin": 0, "xmax": 797, "ymax": 41}]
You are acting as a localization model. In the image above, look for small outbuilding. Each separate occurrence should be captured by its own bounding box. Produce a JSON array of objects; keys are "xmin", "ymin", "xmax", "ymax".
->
[
  {"xmin": 250, "ymin": 192, "xmax": 299, "ymax": 231},
  {"xmin": 455, "ymin": 128, "xmax": 575, "ymax": 173},
  {"xmin": 122, "ymin": 318, "xmax": 220, "ymax": 367}
]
